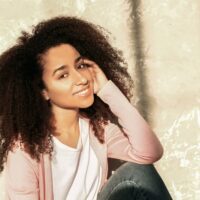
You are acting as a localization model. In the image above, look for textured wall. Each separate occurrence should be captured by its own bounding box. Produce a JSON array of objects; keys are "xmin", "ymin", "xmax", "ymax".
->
[
  {"xmin": 0, "ymin": 0, "xmax": 199, "ymax": 199},
  {"xmin": 139, "ymin": 1, "xmax": 200, "ymax": 199}
]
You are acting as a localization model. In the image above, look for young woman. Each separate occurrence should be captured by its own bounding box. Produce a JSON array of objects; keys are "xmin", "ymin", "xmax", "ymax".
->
[{"xmin": 0, "ymin": 16, "xmax": 172, "ymax": 200}]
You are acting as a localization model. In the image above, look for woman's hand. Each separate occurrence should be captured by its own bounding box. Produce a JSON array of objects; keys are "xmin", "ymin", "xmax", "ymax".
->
[{"xmin": 83, "ymin": 58, "xmax": 108, "ymax": 94}]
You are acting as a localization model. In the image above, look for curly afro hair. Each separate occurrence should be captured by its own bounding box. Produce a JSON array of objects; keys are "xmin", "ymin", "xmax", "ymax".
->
[{"xmin": 0, "ymin": 16, "xmax": 134, "ymax": 172}]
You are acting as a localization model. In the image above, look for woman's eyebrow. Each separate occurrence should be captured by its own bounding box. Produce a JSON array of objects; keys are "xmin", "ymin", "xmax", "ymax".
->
[
  {"xmin": 75, "ymin": 55, "xmax": 84, "ymax": 63},
  {"xmin": 52, "ymin": 55, "xmax": 83, "ymax": 76},
  {"xmin": 52, "ymin": 65, "xmax": 67, "ymax": 76}
]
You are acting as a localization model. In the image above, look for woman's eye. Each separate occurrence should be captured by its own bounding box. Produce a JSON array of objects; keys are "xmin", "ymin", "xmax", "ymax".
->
[
  {"xmin": 59, "ymin": 73, "xmax": 68, "ymax": 79},
  {"xmin": 78, "ymin": 63, "xmax": 89, "ymax": 69}
]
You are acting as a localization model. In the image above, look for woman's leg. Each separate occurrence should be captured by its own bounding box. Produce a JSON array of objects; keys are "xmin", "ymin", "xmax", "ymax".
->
[{"xmin": 97, "ymin": 162, "xmax": 172, "ymax": 200}]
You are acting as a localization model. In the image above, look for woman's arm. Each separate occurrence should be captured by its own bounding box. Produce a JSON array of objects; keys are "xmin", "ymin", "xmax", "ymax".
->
[
  {"xmin": 97, "ymin": 80, "xmax": 163, "ymax": 164},
  {"xmin": 5, "ymin": 147, "xmax": 39, "ymax": 200},
  {"xmin": 85, "ymin": 59, "xmax": 163, "ymax": 164}
]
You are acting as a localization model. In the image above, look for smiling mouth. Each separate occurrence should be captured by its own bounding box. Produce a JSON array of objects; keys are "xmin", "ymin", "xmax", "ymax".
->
[{"xmin": 74, "ymin": 87, "xmax": 90, "ymax": 96}]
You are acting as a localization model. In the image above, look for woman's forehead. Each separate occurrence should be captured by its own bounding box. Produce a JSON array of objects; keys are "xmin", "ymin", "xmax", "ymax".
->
[{"xmin": 41, "ymin": 44, "xmax": 81, "ymax": 72}]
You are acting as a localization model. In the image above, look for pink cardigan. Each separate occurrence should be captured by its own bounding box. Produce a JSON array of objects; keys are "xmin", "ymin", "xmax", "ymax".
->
[{"xmin": 5, "ymin": 80, "xmax": 163, "ymax": 200}]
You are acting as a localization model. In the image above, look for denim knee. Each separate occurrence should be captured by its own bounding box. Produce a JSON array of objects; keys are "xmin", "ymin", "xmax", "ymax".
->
[{"xmin": 98, "ymin": 162, "xmax": 172, "ymax": 200}]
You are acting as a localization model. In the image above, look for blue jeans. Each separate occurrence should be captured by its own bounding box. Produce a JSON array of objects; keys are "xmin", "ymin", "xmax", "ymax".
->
[{"xmin": 97, "ymin": 162, "xmax": 172, "ymax": 200}]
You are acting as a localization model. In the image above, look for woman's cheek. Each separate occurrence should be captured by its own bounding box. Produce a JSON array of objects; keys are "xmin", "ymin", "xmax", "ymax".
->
[{"xmin": 88, "ymin": 67, "xmax": 95, "ymax": 80}]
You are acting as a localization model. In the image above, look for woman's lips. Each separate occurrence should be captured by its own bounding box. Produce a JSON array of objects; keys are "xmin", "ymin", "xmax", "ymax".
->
[{"xmin": 74, "ymin": 87, "xmax": 90, "ymax": 96}]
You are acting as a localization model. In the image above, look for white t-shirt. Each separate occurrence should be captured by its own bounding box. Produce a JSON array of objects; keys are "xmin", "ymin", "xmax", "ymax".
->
[{"xmin": 51, "ymin": 117, "xmax": 102, "ymax": 200}]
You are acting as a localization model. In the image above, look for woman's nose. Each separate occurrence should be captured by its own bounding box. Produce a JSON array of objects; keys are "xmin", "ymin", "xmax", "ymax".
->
[{"xmin": 73, "ymin": 70, "xmax": 88, "ymax": 85}]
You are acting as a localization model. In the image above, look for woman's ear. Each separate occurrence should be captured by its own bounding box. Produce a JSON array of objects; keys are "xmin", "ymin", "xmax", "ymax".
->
[{"xmin": 42, "ymin": 89, "xmax": 50, "ymax": 101}]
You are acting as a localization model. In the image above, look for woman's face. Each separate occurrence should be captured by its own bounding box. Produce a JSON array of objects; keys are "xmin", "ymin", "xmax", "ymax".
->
[{"xmin": 41, "ymin": 43, "xmax": 94, "ymax": 110}]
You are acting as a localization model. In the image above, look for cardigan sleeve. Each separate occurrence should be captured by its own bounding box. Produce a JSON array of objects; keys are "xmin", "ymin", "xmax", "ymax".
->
[
  {"xmin": 97, "ymin": 80, "xmax": 163, "ymax": 164},
  {"xmin": 5, "ymin": 147, "xmax": 39, "ymax": 200}
]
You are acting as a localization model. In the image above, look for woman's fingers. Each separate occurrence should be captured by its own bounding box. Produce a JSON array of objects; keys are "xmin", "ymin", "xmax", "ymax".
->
[
  {"xmin": 83, "ymin": 58, "xmax": 104, "ymax": 77},
  {"xmin": 83, "ymin": 58, "xmax": 108, "ymax": 93},
  {"xmin": 83, "ymin": 58, "xmax": 96, "ymax": 65},
  {"xmin": 83, "ymin": 58, "xmax": 99, "ymax": 71}
]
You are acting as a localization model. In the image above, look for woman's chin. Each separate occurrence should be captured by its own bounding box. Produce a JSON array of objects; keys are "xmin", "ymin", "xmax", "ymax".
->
[{"xmin": 79, "ymin": 96, "xmax": 94, "ymax": 108}]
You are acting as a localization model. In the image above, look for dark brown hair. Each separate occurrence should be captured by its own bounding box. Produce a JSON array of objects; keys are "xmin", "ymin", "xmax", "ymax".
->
[{"xmin": 0, "ymin": 16, "xmax": 134, "ymax": 172}]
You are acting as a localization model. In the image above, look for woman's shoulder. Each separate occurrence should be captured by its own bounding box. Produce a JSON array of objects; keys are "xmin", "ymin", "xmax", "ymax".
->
[{"xmin": 6, "ymin": 140, "xmax": 39, "ymax": 169}]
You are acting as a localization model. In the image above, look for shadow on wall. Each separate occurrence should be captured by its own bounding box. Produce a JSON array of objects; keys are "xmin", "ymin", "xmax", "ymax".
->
[
  {"xmin": 129, "ymin": 0, "xmax": 154, "ymax": 123},
  {"xmin": 108, "ymin": 0, "xmax": 154, "ymax": 175}
]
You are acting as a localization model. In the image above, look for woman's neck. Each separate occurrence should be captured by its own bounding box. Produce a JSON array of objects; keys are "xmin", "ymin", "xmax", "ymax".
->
[
  {"xmin": 51, "ymin": 106, "xmax": 80, "ymax": 136},
  {"xmin": 50, "ymin": 106, "xmax": 80, "ymax": 148}
]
